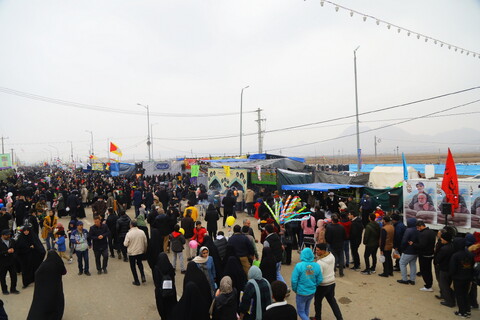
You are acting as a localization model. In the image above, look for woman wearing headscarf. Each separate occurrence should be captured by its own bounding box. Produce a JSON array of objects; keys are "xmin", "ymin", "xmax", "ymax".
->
[
  {"xmin": 223, "ymin": 255, "xmax": 247, "ymax": 304},
  {"xmin": 153, "ymin": 253, "xmax": 177, "ymax": 320},
  {"xmin": 314, "ymin": 220, "xmax": 326, "ymax": 244},
  {"xmin": 239, "ymin": 266, "xmax": 272, "ymax": 320},
  {"xmin": 147, "ymin": 228, "xmax": 163, "ymax": 270},
  {"xmin": 260, "ymin": 247, "xmax": 277, "ymax": 284},
  {"xmin": 193, "ymin": 246, "xmax": 216, "ymax": 296},
  {"xmin": 183, "ymin": 261, "xmax": 213, "ymax": 305},
  {"xmin": 42, "ymin": 210, "xmax": 58, "ymax": 251},
  {"xmin": 172, "ymin": 282, "xmax": 210, "ymax": 320},
  {"xmin": 202, "ymin": 235, "xmax": 223, "ymax": 286},
  {"xmin": 212, "ymin": 276, "xmax": 238, "ymax": 320},
  {"xmin": 27, "ymin": 250, "xmax": 66, "ymax": 320},
  {"xmin": 16, "ymin": 226, "xmax": 46, "ymax": 288},
  {"xmin": 204, "ymin": 204, "xmax": 219, "ymax": 239}
]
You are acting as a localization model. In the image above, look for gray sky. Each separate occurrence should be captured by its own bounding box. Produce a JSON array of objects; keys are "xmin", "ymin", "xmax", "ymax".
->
[{"xmin": 1, "ymin": 0, "xmax": 479, "ymax": 164}]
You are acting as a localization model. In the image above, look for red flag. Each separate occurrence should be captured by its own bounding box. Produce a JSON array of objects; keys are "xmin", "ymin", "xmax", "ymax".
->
[{"xmin": 441, "ymin": 148, "xmax": 459, "ymax": 216}]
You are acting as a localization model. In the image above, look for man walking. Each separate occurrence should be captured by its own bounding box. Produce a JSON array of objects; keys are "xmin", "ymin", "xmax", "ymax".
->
[
  {"xmin": 227, "ymin": 225, "xmax": 254, "ymax": 275},
  {"xmin": 0, "ymin": 230, "xmax": 19, "ymax": 295},
  {"xmin": 245, "ymin": 187, "xmax": 255, "ymax": 217},
  {"xmin": 124, "ymin": 220, "xmax": 148, "ymax": 286},
  {"xmin": 264, "ymin": 224, "xmax": 285, "ymax": 282},
  {"xmin": 89, "ymin": 216, "xmax": 111, "ymax": 274},
  {"xmin": 392, "ymin": 213, "xmax": 406, "ymax": 271},
  {"xmin": 397, "ymin": 218, "xmax": 419, "ymax": 285},
  {"xmin": 325, "ymin": 214, "xmax": 346, "ymax": 277},
  {"xmin": 361, "ymin": 213, "xmax": 380, "ymax": 275},
  {"xmin": 314, "ymin": 243, "xmax": 343, "ymax": 320},
  {"xmin": 378, "ymin": 216, "xmax": 394, "ymax": 277},
  {"xmin": 71, "ymin": 221, "xmax": 91, "ymax": 276},
  {"xmin": 348, "ymin": 211, "xmax": 363, "ymax": 271},
  {"xmin": 414, "ymin": 220, "xmax": 436, "ymax": 292}
]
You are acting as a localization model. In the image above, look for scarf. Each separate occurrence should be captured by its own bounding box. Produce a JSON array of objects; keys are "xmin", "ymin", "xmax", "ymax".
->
[
  {"xmin": 247, "ymin": 266, "xmax": 272, "ymax": 320},
  {"xmin": 219, "ymin": 276, "xmax": 233, "ymax": 294},
  {"xmin": 192, "ymin": 246, "xmax": 209, "ymax": 264}
]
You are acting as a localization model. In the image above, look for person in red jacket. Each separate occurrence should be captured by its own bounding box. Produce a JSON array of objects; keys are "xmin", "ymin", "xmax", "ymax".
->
[
  {"xmin": 191, "ymin": 221, "xmax": 207, "ymax": 255},
  {"xmin": 339, "ymin": 213, "xmax": 352, "ymax": 268}
]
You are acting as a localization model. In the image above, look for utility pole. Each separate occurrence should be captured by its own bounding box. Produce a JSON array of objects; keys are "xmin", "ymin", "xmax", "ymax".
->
[
  {"xmin": 254, "ymin": 108, "xmax": 266, "ymax": 154},
  {"xmin": 354, "ymin": 46, "xmax": 361, "ymax": 173},
  {"xmin": 1, "ymin": 136, "xmax": 8, "ymax": 154},
  {"xmin": 10, "ymin": 149, "xmax": 14, "ymax": 166},
  {"xmin": 374, "ymin": 135, "xmax": 377, "ymax": 163},
  {"xmin": 69, "ymin": 141, "xmax": 74, "ymax": 163},
  {"xmin": 137, "ymin": 103, "xmax": 152, "ymax": 161},
  {"xmin": 240, "ymin": 86, "xmax": 250, "ymax": 156}
]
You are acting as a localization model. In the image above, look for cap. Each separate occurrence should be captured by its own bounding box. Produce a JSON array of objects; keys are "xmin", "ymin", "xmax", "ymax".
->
[
  {"xmin": 416, "ymin": 182, "xmax": 424, "ymax": 187},
  {"xmin": 0, "ymin": 229, "xmax": 10, "ymax": 236},
  {"xmin": 76, "ymin": 221, "xmax": 84, "ymax": 226},
  {"xmin": 441, "ymin": 232, "xmax": 452, "ymax": 242},
  {"xmin": 465, "ymin": 234, "xmax": 476, "ymax": 247}
]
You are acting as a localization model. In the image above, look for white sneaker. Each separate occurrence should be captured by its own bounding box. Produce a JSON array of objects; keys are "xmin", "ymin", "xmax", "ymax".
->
[
  {"xmin": 420, "ymin": 287, "xmax": 433, "ymax": 292},
  {"xmin": 68, "ymin": 258, "xmax": 73, "ymax": 264}
]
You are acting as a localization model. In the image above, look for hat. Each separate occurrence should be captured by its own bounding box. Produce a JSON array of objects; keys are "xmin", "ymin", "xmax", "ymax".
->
[
  {"xmin": 465, "ymin": 234, "xmax": 476, "ymax": 247},
  {"xmin": 416, "ymin": 182, "xmax": 424, "ymax": 187},
  {"xmin": 441, "ymin": 232, "xmax": 452, "ymax": 242},
  {"xmin": 328, "ymin": 192, "xmax": 334, "ymax": 196},
  {"xmin": 0, "ymin": 229, "xmax": 10, "ymax": 236},
  {"xmin": 76, "ymin": 221, "xmax": 84, "ymax": 226}
]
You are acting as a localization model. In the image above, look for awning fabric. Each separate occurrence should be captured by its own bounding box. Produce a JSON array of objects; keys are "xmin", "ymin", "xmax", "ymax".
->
[{"xmin": 281, "ymin": 182, "xmax": 364, "ymax": 191}]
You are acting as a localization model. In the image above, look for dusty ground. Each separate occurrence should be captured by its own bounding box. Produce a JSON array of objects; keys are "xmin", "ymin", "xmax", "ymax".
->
[{"xmin": 2, "ymin": 207, "xmax": 478, "ymax": 320}]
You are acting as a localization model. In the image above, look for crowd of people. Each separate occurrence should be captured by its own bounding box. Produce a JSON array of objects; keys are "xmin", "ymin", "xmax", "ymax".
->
[{"xmin": 0, "ymin": 168, "xmax": 478, "ymax": 319}]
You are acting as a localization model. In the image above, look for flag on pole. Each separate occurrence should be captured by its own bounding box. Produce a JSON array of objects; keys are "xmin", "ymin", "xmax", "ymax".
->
[
  {"xmin": 89, "ymin": 155, "xmax": 98, "ymax": 160},
  {"xmin": 223, "ymin": 165, "xmax": 231, "ymax": 177},
  {"xmin": 191, "ymin": 165, "xmax": 200, "ymax": 177},
  {"xmin": 109, "ymin": 142, "xmax": 122, "ymax": 157},
  {"xmin": 402, "ymin": 153, "xmax": 408, "ymax": 181},
  {"xmin": 441, "ymin": 148, "xmax": 459, "ymax": 216}
]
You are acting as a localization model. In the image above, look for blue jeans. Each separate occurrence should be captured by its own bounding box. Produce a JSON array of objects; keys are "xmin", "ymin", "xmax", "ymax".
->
[
  {"xmin": 276, "ymin": 261, "xmax": 285, "ymax": 283},
  {"xmin": 400, "ymin": 253, "xmax": 417, "ymax": 281},
  {"xmin": 296, "ymin": 293, "xmax": 315, "ymax": 320},
  {"xmin": 45, "ymin": 232, "xmax": 55, "ymax": 250},
  {"xmin": 76, "ymin": 250, "xmax": 89, "ymax": 273}
]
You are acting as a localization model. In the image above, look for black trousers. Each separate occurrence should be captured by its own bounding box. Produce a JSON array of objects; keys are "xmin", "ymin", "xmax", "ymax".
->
[
  {"xmin": 438, "ymin": 270, "xmax": 455, "ymax": 306},
  {"xmin": 314, "ymin": 284, "xmax": 343, "ymax": 320},
  {"xmin": 129, "ymin": 254, "xmax": 145, "ymax": 283},
  {"xmin": 108, "ymin": 236, "xmax": 119, "ymax": 256},
  {"xmin": 0, "ymin": 264, "xmax": 17, "ymax": 292},
  {"xmin": 246, "ymin": 203, "xmax": 254, "ymax": 216},
  {"xmin": 469, "ymin": 282, "xmax": 478, "ymax": 308},
  {"xmin": 382, "ymin": 250, "xmax": 393, "ymax": 275},
  {"xmin": 94, "ymin": 248, "xmax": 109, "ymax": 271},
  {"xmin": 418, "ymin": 256, "xmax": 433, "ymax": 288},
  {"xmin": 208, "ymin": 229, "xmax": 217, "ymax": 239},
  {"xmin": 350, "ymin": 242, "xmax": 360, "ymax": 268},
  {"xmin": 364, "ymin": 246, "xmax": 378, "ymax": 271},
  {"xmin": 330, "ymin": 246, "xmax": 344, "ymax": 276},
  {"xmin": 454, "ymin": 279, "xmax": 471, "ymax": 314}
]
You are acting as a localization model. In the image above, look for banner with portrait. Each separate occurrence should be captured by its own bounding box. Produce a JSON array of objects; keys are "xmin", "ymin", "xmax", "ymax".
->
[{"xmin": 208, "ymin": 168, "xmax": 247, "ymax": 193}]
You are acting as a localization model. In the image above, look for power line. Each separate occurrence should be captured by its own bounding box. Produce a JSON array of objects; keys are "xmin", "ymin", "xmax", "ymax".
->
[
  {"xmin": 380, "ymin": 138, "xmax": 479, "ymax": 146},
  {"xmin": 0, "ymin": 86, "xmax": 256, "ymax": 118},
  {"xmin": 318, "ymin": 0, "xmax": 480, "ymax": 59},
  {"xmin": 264, "ymin": 99, "xmax": 480, "ymax": 152}
]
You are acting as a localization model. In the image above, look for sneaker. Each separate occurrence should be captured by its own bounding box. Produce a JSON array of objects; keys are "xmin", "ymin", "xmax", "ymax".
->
[
  {"xmin": 370, "ymin": 269, "xmax": 376, "ymax": 274},
  {"xmin": 393, "ymin": 267, "xmax": 400, "ymax": 272},
  {"xmin": 350, "ymin": 266, "xmax": 360, "ymax": 271},
  {"xmin": 420, "ymin": 287, "xmax": 433, "ymax": 292},
  {"xmin": 409, "ymin": 280, "xmax": 415, "ymax": 285},
  {"xmin": 141, "ymin": 276, "xmax": 146, "ymax": 283},
  {"xmin": 78, "ymin": 271, "xmax": 83, "ymax": 276},
  {"xmin": 397, "ymin": 279, "xmax": 410, "ymax": 285},
  {"xmin": 97, "ymin": 270, "xmax": 102, "ymax": 275},
  {"xmin": 132, "ymin": 281, "xmax": 140, "ymax": 286},
  {"xmin": 103, "ymin": 269, "xmax": 108, "ymax": 274},
  {"xmin": 378, "ymin": 273, "xmax": 389, "ymax": 277},
  {"xmin": 2, "ymin": 291, "xmax": 9, "ymax": 295},
  {"xmin": 360, "ymin": 269, "xmax": 371, "ymax": 275},
  {"xmin": 84, "ymin": 271, "xmax": 91, "ymax": 276},
  {"xmin": 454, "ymin": 311, "xmax": 467, "ymax": 318},
  {"xmin": 68, "ymin": 258, "xmax": 73, "ymax": 264},
  {"xmin": 10, "ymin": 289, "xmax": 19, "ymax": 294}
]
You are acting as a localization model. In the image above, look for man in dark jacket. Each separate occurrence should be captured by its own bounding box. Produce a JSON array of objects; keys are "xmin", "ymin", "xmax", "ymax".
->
[
  {"xmin": 13, "ymin": 194, "xmax": 28, "ymax": 227},
  {"xmin": 349, "ymin": 211, "xmax": 363, "ymax": 271},
  {"xmin": 392, "ymin": 213, "xmax": 406, "ymax": 271},
  {"xmin": 116, "ymin": 211, "xmax": 131, "ymax": 262},
  {"xmin": 92, "ymin": 195, "xmax": 107, "ymax": 219},
  {"xmin": 361, "ymin": 213, "xmax": 380, "ymax": 275},
  {"xmin": 325, "ymin": 214, "xmax": 346, "ymax": 277},
  {"xmin": 264, "ymin": 224, "xmax": 285, "ymax": 282},
  {"xmin": 414, "ymin": 220, "xmax": 437, "ymax": 292},
  {"xmin": 397, "ymin": 218, "xmax": 419, "ymax": 285},
  {"xmin": 133, "ymin": 188, "xmax": 143, "ymax": 217},
  {"xmin": 214, "ymin": 231, "xmax": 228, "ymax": 261},
  {"xmin": 434, "ymin": 232, "xmax": 455, "ymax": 307},
  {"xmin": 66, "ymin": 191, "xmax": 81, "ymax": 219},
  {"xmin": 450, "ymin": 238, "xmax": 474, "ymax": 317},
  {"xmin": 0, "ymin": 230, "xmax": 19, "ymax": 294},
  {"xmin": 89, "ymin": 216, "xmax": 111, "ymax": 274},
  {"xmin": 228, "ymin": 225, "xmax": 254, "ymax": 275},
  {"xmin": 106, "ymin": 208, "xmax": 119, "ymax": 258}
]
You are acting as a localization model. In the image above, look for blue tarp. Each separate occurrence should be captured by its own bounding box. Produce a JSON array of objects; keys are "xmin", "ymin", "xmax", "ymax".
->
[
  {"xmin": 248, "ymin": 153, "xmax": 305, "ymax": 163},
  {"xmin": 349, "ymin": 163, "xmax": 480, "ymax": 176},
  {"xmin": 282, "ymin": 182, "xmax": 364, "ymax": 191}
]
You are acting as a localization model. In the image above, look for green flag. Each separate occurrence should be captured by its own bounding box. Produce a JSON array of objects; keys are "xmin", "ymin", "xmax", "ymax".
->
[{"xmin": 191, "ymin": 165, "xmax": 200, "ymax": 177}]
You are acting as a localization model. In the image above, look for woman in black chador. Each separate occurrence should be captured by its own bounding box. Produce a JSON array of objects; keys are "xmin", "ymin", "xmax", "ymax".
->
[{"xmin": 16, "ymin": 226, "xmax": 46, "ymax": 288}]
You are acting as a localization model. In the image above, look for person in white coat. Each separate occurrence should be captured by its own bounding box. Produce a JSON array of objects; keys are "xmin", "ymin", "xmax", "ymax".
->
[{"xmin": 124, "ymin": 220, "xmax": 148, "ymax": 286}]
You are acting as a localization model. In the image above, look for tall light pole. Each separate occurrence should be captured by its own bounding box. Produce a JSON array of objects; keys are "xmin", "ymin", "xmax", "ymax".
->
[
  {"xmin": 48, "ymin": 145, "xmax": 60, "ymax": 160},
  {"xmin": 85, "ymin": 130, "xmax": 94, "ymax": 155},
  {"xmin": 151, "ymin": 122, "xmax": 158, "ymax": 161},
  {"xmin": 240, "ymin": 85, "xmax": 249, "ymax": 156},
  {"xmin": 354, "ymin": 46, "xmax": 361, "ymax": 173},
  {"xmin": 137, "ymin": 103, "xmax": 152, "ymax": 161}
]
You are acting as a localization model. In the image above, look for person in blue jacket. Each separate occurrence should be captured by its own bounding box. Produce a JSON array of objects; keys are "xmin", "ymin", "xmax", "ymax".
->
[{"xmin": 291, "ymin": 248, "xmax": 323, "ymax": 320}]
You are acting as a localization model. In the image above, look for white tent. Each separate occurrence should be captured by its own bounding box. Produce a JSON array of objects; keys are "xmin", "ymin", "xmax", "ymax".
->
[{"xmin": 368, "ymin": 166, "xmax": 419, "ymax": 189}]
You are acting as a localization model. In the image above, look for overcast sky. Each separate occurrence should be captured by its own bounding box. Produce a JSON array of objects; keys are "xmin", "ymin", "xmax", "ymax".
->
[{"xmin": 1, "ymin": 0, "xmax": 479, "ymax": 164}]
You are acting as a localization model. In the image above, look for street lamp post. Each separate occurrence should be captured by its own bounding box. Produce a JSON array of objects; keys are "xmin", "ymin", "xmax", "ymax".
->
[
  {"xmin": 354, "ymin": 46, "xmax": 361, "ymax": 173},
  {"xmin": 48, "ymin": 145, "xmax": 60, "ymax": 160},
  {"xmin": 85, "ymin": 130, "xmax": 94, "ymax": 156},
  {"xmin": 137, "ymin": 103, "xmax": 152, "ymax": 161},
  {"xmin": 240, "ymin": 85, "xmax": 249, "ymax": 156}
]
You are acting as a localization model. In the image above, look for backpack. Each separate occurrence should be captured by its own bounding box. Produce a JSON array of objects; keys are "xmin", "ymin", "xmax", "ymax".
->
[{"xmin": 161, "ymin": 273, "xmax": 174, "ymax": 297}]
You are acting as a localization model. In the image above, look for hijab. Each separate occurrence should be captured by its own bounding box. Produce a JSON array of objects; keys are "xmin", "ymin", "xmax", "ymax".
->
[
  {"xmin": 223, "ymin": 256, "xmax": 247, "ymax": 293},
  {"xmin": 259, "ymin": 247, "xmax": 276, "ymax": 284},
  {"xmin": 154, "ymin": 253, "xmax": 175, "ymax": 284},
  {"xmin": 173, "ymin": 282, "xmax": 210, "ymax": 320},
  {"xmin": 219, "ymin": 276, "xmax": 233, "ymax": 294},
  {"xmin": 192, "ymin": 246, "xmax": 209, "ymax": 264},
  {"xmin": 183, "ymin": 261, "xmax": 213, "ymax": 305},
  {"xmin": 247, "ymin": 266, "xmax": 272, "ymax": 320}
]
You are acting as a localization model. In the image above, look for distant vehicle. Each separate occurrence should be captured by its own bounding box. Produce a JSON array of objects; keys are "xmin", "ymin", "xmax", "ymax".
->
[
  {"xmin": 338, "ymin": 171, "xmax": 358, "ymax": 177},
  {"xmin": 466, "ymin": 174, "xmax": 480, "ymax": 179}
]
